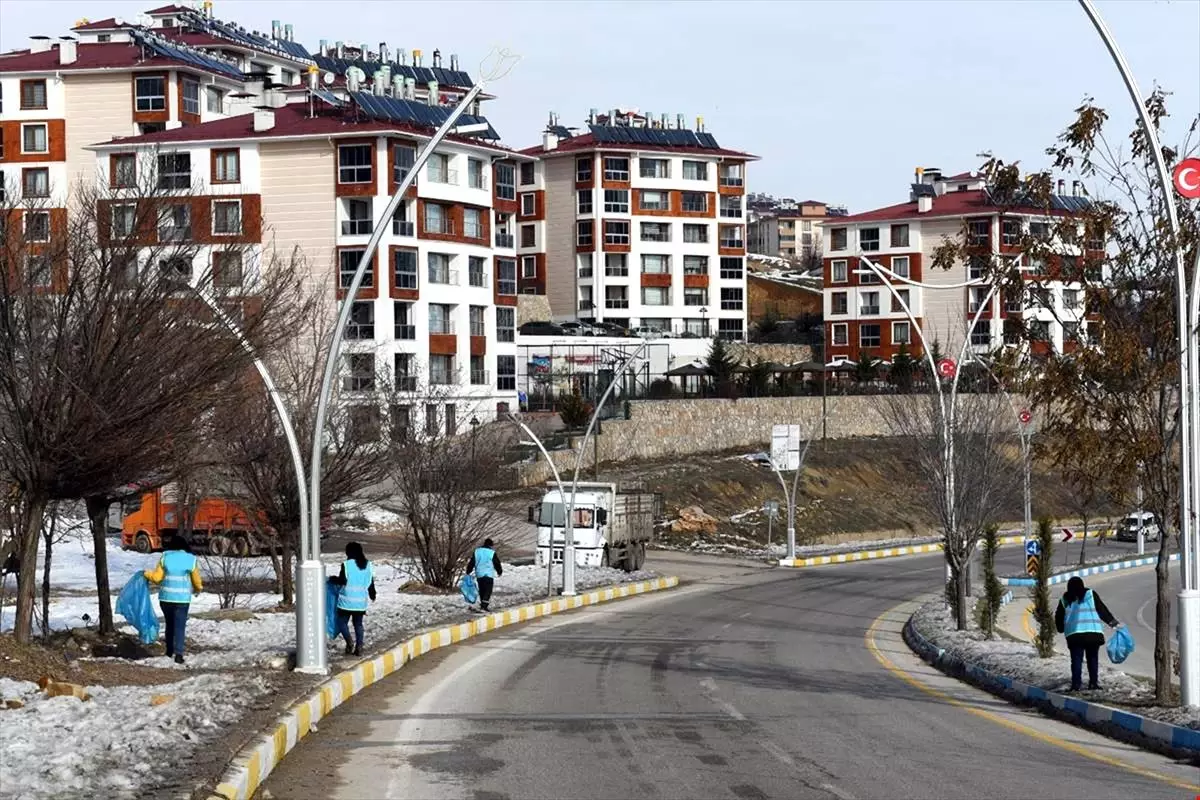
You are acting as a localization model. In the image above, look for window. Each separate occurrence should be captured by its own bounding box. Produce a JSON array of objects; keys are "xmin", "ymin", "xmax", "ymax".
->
[
  {"xmin": 342, "ymin": 198, "xmax": 372, "ymax": 236},
  {"xmin": 576, "ymin": 156, "xmax": 592, "ymax": 182},
  {"xmin": 111, "ymin": 204, "xmax": 136, "ymax": 238},
  {"xmin": 968, "ymin": 255, "xmax": 988, "ymax": 281},
  {"xmin": 495, "ymin": 163, "xmax": 516, "ymax": 200},
  {"xmin": 390, "ymin": 402, "xmax": 412, "ymax": 438},
  {"xmin": 892, "ymin": 321, "xmax": 912, "ymax": 346},
  {"xmin": 212, "ymin": 251, "xmax": 242, "ymax": 288},
  {"xmin": 521, "ymin": 193, "xmax": 536, "ymax": 216},
  {"xmin": 970, "ymin": 319, "xmax": 992, "ymax": 347},
  {"xmin": 469, "ymin": 305, "xmax": 486, "ymax": 337},
  {"xmin": 641, "ymin": 287, "xmax": 669, "ymax": 306},
  {"xmin": 720, "ymin": 287, "xmax": 743, "ymax": 310},
  {"xmin": 1032, "ymin": 287, "xmax": 1052, "ymax": 309},
  {"xmin": 112, "ymin": 154, "xmax": 136, "ymax": 188},
  {"xmin": 831, "ymin": 227, "xmax": 848, "ymax": 251},
  {"xmin": 392, "ymin": 143, "xmax": 416, "ymax": 185},
  {"xmin": 394, "ymin": 302, "xmax": 415, "ymax": 341},
  {"xmin": 605, "ymin": 286, "xmax": 629, "ymax": 308},
  {"xmin": 139, "ymin": 122, "xmax": 165, "ymax": 135},
  {"xmin": 719, "ymin": 257, "xmax": 743, "ymax": 280},
  {"xmin": 831, "ymin": 292, "xmax": 848, "ymax": 315},
  {"xmin": 859, "ymin": 324, "xmax": 881, "ymax": 348},
  {"xmin": 21, "ymin": 123, "xmax": 48, "ymax": 154},
  {"xmin": 497, "ymin": 258, "xmax": 517, "ymax": 296},
  {"xmin": 831, "ymin": 323, "xmax": 849, "ymax": 347},
  {"xmin": 157, "ymin": 204, "xmax": 191, "ymax": 242},
  {"xmin": 213, "ymin": 149, "xmax": 239, "ymax": 182},
  {"xmin": 860, "ymin": 291, "xmax": 880, "ymax": 315},
  {"xmin": 469, "ymin": 256, "xmax": 487, "ymax": 287},
  {"xmin": 425, "ymin": 403, "xmax": 440, "ymax": 436},
  {"xmin": 1029, "ymin": 221, "xmax": 1050, "ymax": 240},
  {"xmin": 1029, "ymin": 320, "xmax": 1050, "ymax": 341},
  {"xmin": 134, "ymin": 76, "xmax": 166, "ymax": 112},
  {"xmin": 603, "ymin": 157, "xmax": 629, "ymax": 181},
  {"xmin": 1064, "ymin": 321, "xmax": 1085, "ymax": 343},
  {"xmin": 206, "ymin": 86, "xmax": 225, "ymax": 114},
  {"xmin": 520, "ymin": 224, "xmax": 536, "ymax": 248},
  {"xmin": 578, "ymin": 253, "xmax": 594, "ymax": 278},
  {"xmin": 831, "ymin": 259, "xmax": 848, "ymax": 283},
  {"xmin": 681, "ymin": 192, "xmax": 707, "ymax": 213},
  {"xmin": 468, "ymin": 158, "xmax": 487, "ymax": 190},
  {"xmin": 112, "ymin": 253, "xmax": 138, "ymax": 288},
  {"xmin": 497, "ymin": 355, "xmax": 516, "ymax": 391},
  {"xmin": 683, "ymin": 255, "xmax": 707, "ymax": 275},
  {"xmin": 428, "ymin": 303, "xmax": 453, "ymax": 335},
  {"xmin": 212, "ymin": 200, "xmax": 242, "ymax": 235},
  {"xmin": 423, "ymin": 203, "xmax": 451, "ymax": 235},
  {"xmin": 717, "ymin": 318, "xmax": 744, "ymax": 341},
  {"xmin": 463, "ymin": 208, "xmax": 483, "ymax": 239},
  {"xmin": 157, "ymin": 153, "xmax": 191, "ymax": 190},
  {"xmin": 640, "ymin": 158, "xmax": 670, "ymax": 178},
  {"xmin": 1001, "ymin": 218, "xmax": 1021, "ymax": 246},
  {"xmin": 159, "ymin": 256, "xmax": 191, "ymax": 283},
  {"xmin": 682, "ymin": 160, "xmax": 707, "ymax": 181},
  {"xmin": 1004, "ymin": 288, "xmax": 1022, "ymax": 313},
  {"xmin": 641, "ymin": 222, "xmax": 670, "ymax": 242},
  {"xmin": 343, "ymin": 354, "xmax": 375, "ymax": 392},
  {"xmin": 346, "ymin": 301, "xmax": 375, "ymax": 340},
  {"xmin": 181, "ymin": 77, "xmax": 200, "ymax": 115},
  {"xmin": 20, "ymin": 79, "xmax": 47, "ymax": 110},
  {"xmin": 393, "ymin": 249, "xmax": 417, "ymax": 289},
  {"xmin": 496, "ymin": 306, "xmax": 515, "ymax": 342},
  {"xmin": 719, "ymin": 163, "xmax": 743, "ymax": 186},
  {"xmin": 429, "ymin": 153, "xmax": 454, "ymax": 184},
  {"xmin": 339, "ymin": 249, "xmax": 371, "ymax": 289},
  {"xmin": 859, "ymin": 227, "xmax": 880, "ymax": 252},
  {"xmin": 968, "ymin": 286, "xmax": 991, "ymax": 314},
  {"xmin": 719, "ymin": 196, "xmax": 742, "ymax": 218},
  {"xmin": 467, "ymin": 354, "xmax": 487, "ymax": 386},
  {"xmin": 683, "ymin": 224, "xmax": 708, "ymax": 243},
  {"xmin": 1062, "ymin": 289, "xmax": 1081, "ymax": 310},
  {"xmin": 967, "ymin": 219, "xmax": 990, "ymax": 247},
  {"xmin": 684, "ymin": 287, "xmax": 707, "ymax": 306},
  {"xmin": 639, "ymin": 190, "xmax": 669, "ymax": 211},
  {"xmin": 428, "ymin": 252, "xmax": 454, "ymax": 285},
  {"xmin": 339, "ymin": 144, "xmax": 373, "ymax": 184},
  {"xmin": 641, "ymin": 254, "xmax": 669, "ymax": 274},
  {"xmin": 522, "ymin": 255, "xmax": 538, "ymax": 279},
  {"xmin": 890, "ymin": 224, "xmax": 909, "ymax": 248},
  {"xmin": 578, "ymin": 286, "xmax": 593, "ymax": 311},
  {"xmin": 577, "ymin": 220, "xmax": 594, "ymax": 247},
  {"xmin": 603, "ymin": 189, "xmax": 629, "ymax": 214},
  {"xmin": 605, "ymin": 254, "xmax": 628, "ymax": 277},
  {"xmin": 22, "ymin": 168, "xmax": 48, "ymax": 198},
  {"xmin": 604, "ymin": 220, "xmax": 630, "ymax": 245},
  {"xmin": 891, "ymin": 288, "xmax": 911, "ymax": 313},
  {"xmin": 429, "ymin": 355, "xmax": 455, "ymax": 386},
  {"xmin": 24, "ymin": 211, "xmax": 50, "ymax": 242},
  {"xmin": 348, "ymin": 405, "xmax": 381, "ymax": 442},
  {"xmin": 577, "ymin": 189, "xmax": 593, "ymax": 214},
  {"xmin": 518, "ymin": 161, "xmax": 536, "ymax": 186},
  {"xmin": 891, "ymin": 256, "xmax": 910, "ymax": 279}
]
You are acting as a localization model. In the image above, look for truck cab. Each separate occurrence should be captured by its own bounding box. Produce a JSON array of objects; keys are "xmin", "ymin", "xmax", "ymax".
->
[{"xmin": 532, "ymin": 482, "xmax": 656, "ymax": 571}]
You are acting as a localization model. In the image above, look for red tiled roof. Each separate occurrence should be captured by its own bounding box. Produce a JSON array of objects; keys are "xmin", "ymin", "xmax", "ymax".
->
[
  {"xmin": 943, "ymin": 171, "xmax": 980, "ymax": 181},
  {"xmin": 90, "ymin": 103, "xmax": 525, "ymax": 156},
  {"xmin": 827, "ymin": 189, "xmax": 1071, "ymax": 225},
  {"xmin": 0, "ymin": 41, "xmax": 237, "ymax": 77},
  {"xmin": 519, "ymin": 132, "xmax": 757, "ymax": 160},
  {"xmin": 71, "ymin": 17, "xmax": 125, "ymax": 31},
  {"xmin": 146, "ymin": 4, "xmax": 190, "ymax": 14}
]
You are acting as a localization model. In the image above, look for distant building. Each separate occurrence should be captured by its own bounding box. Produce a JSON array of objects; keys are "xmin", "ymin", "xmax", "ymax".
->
[{"xmin": 747, "ymin": 197, "xmax": 847, "ymax": 263}]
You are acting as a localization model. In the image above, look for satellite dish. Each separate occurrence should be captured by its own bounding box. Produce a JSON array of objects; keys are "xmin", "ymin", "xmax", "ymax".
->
[{"xmin": 322, "ymin": 71, "xmax": 335, "ymax": 86}]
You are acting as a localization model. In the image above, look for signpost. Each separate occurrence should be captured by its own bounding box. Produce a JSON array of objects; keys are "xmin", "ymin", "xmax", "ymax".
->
[
  {"xmin": 1173, "ymin": 157, "xmax": 1200, "ymax": 199},
  {"xmin": 937, "ymin": 358, "xmax": 957, "ymax": 379},
  {"xmin": 1025, "ymin": 539, "xmax": 1041, "ymax": 577},
  {"xmin": 764, "ymin": 499, "xmax": 780, "ymax": 548},
  {"xmin": 770, "ymin": 423, "xmax": 807, "ymax": 561},
  {"xmin": 1061, "ymin": 528, "xmax": 1074, "ymax": 543}
]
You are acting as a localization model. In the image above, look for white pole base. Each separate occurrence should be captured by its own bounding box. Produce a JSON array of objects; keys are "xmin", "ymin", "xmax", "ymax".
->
[
  {"xmin": 294, "ymin": 559, "xmax": 328, "ymax": 675},
  {"xmin": 785, "ymin": 527, "xmax": 796, "ymax": 561},
  {"xmin": 563, "ymin": 547, "xmax": 577, "ymax": 596},
  {"xmin": 1179, "ymin": 589, "xmax": 1200, "ymax": 708}
]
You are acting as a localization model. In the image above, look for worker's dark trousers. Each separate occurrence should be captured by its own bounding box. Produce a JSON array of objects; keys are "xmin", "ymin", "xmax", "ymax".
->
[
  {"xmin": 160, "ymin": 601, "xmax": 190, "ymax": 657},
  {"xmin": 478, "ymin": 577, "xmax": 495, "ymax": 610}
]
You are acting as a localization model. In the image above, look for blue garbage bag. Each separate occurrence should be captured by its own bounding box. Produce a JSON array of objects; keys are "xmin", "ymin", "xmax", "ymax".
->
[
  {"xmin": 326, "ymin": 581, "xmax": 342, "ymax": 639},
  {"xmin": 116, "ymin": 572, "xmax": 159, "ymax": 645},
  {"xmin": 460, "ymin": 573, "xmax": 479, "ymax": 605},
  {"xmin": 1107, "ymin": 625, "xmax": 1135, "ymax": 664}
]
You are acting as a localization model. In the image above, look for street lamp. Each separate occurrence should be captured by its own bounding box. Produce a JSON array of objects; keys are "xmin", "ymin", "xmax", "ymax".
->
[{"xmin": 699, "ymin": 307, "xmax": 709, "ymax": 338}]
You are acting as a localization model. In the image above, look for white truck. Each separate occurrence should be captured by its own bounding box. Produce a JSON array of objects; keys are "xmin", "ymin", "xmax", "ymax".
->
[{"xmin": 532, "ymin": 482, "xmax": 657, "ymax": 571}]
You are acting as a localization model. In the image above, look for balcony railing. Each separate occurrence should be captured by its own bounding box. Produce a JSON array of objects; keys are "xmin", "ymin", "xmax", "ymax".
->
[
  {"xmin": 719, "ymin": 238, "xmax": 744, "ymax": 249},
  {"xmin": 719, "ymin": 175, "xmax": 744, "ymax": 187},
  {"xmin": 860, "ymin": 305, "xmax": 880, "ymax": 316},
  {"xmin": 681, "ymin": 199, "xmax": 708, "ymax": 213},
  {"xmin": 606, "ymin": 298, "xmax": 629, "ymax": 309},
  {"xmin": 469, "ymin": 270, "xmax": 487, "ymax": 288},
  {"xmin": 428, "ymin": 268, "xmax": 458, "ymax": 286},
  {"xmin": 424, "ymin": 218, "xmax": 455, "ymax": 235},
  {"xmin": 341, "ymin": 219, "xmax": 372, "ymax": 236},
  {"xmin": 468, "ymin": 172, "xmax": 488, "ymax": 190},
  {"xmin": 345, "ymin": 323, "xmax": 374, "ymax": 340},
  {"xmin": 720, "ymin": 206, "xmax": 743, "ymax": 218},
  {"xmin": 394, "ymin": 271, "xmax": 417, "ymax": 290},
  {"xmin": 393, "ymin": 220, "xmax": 414, "ymax": 237},
  {"xmin": 395, "ymin": 375, "xmax": 418, "ymax": 392},
  {"xmin": 470, "ymin": 321, "xmax": 486, "ymax": 336},
  {"xmin": 429, "ymin": 320, "xmax": 456, "ymax": 335},
  {"xmin": 429, "ymin": 167, "xmax": 458, "ymax": 185},
  {"xmin": 394, "ymin": 324, "xmax": 415, "ymax": 340},
  {"xmin": 463, "ymin": 222, "xmax": 484, "ymax": 239},
  {"xmin": 470, "ymin": 369, "xmax": 489, "ymax": 385},
  {"xmin": 495, "ymin": 232, "xmax": 514, "ymax": 248},
  {"xmin": 641, "ymin": 230, "xmax": 671, "ymax": 243},
  {"xmin": 579, "ymin": 266, "xmax": 594, "ymax": 278}
]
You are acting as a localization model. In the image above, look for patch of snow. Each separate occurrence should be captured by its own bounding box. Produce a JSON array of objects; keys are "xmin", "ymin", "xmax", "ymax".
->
[{"xmin": 333, "ymin": 501, "xmax": 404, "ymax": 530}]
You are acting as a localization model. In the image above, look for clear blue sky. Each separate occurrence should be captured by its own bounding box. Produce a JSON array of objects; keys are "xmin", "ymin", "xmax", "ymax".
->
[{"xmin": 2, "ymin": 0, "xmax": 1197, "ymax": 212}]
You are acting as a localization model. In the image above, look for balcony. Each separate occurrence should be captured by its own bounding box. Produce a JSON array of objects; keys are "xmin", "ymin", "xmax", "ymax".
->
[
  {"xmin": 719, "ymin": 205, "xmax": 743, "ymax": 219},
  {"xmin": 341, "ymin": 219, "xmax": 372, "ymax": 236},
  {"xmin": 860, "ymin": 305, "xmax": 880, "ymax": 316},
  {"xmin": 395, "ymin": 375, "xmax": 418, "ymax": 391},
  {"xmin": 495, "ymin": 232, "xmax": 514, "ymax": 248},
  {"xmin": 393, "ymin": 220, "xmax": 415, "ymax": 237},
  {"xmin": 394, "ymin": 324, "xmax": 416, "ymax": 340},
  {"xmin": 470, "ymin": 321, "xmax": 486, "ymax": 337},
  {"xmin": 681, "ymin": 199, "xmax": 708, "ymax": 213},
  {"xmin": 470, "ymin": 369, "xmax": 489, "ymax": 385},
  {"xmin": 641, "ymin": 230, "xmax": 671, "ymax": 243},
  {"xmin": 428, "ymin": 268, "xmax": 459, "ymax": 286},
  {"xmin": 468, "ymin": 172, "xmax": 488, "ymax": 190},
  {"xmin": 429, "ymin": 167, "xmax": 458, "ymax": 185},
  {"xmin": 394, "ymin": 271, "xmax": 418, "ymax": 290},
  {"xmin": 719, "ymin": 237, "xmax": 744, "ymax": 249},
  {"xmin": 469, "ymin": 270, "xmax": 488, "ymax": 288},
  {"xmin": 424, "ymin": 218, "xmax": 455, "ymax": 235},
  {"xmin": 605, "ymin": 298, "xmax": 629, "ymax": 309},
  {"xmin": 719, "ymin": 174, "xmax": 744, "ymax": 187},
  {"xmin": 463, "ymin": 221, "xmax": 484, "ymax": 240},
  {"xmin": 429, "ymin": 320, "xmax": 456, "ymax": 335}
]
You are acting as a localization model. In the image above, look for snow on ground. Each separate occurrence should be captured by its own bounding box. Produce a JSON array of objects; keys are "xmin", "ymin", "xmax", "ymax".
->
[
  {"xmin": 911, "ymin": 599, "xmax": 1199, "ymax": 731},
  {"xmin": 0, "ymin": 673, "xmax": 269, "ymax": 800},
  {"xmin": 332, "ymin": 500, "xmax": 404, "ymax": 530}
]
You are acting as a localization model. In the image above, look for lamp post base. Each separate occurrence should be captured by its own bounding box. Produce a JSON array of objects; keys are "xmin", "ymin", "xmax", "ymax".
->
[
  {"xmin": 1179, "ymin": 589, "xmax": 1200, "ymax": 708},
  {"xmin": 785, "ymin": 527, "xmax": 796, "ymax": 561},
  {"xmin": 294, "ymin": 559, "xmax": 328, "ymax": 675},
  {"xmin": 563, "ymin": 548, "xmax": 577, "ymax": 596}
]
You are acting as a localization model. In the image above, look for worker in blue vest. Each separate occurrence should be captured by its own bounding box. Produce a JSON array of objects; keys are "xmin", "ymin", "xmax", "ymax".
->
[
  {"xmin": 328, "ymin": 542, "xmax": 376, "ymax": 656},
  {"xmin": 1055, "ymin": 576, "xmax": 1120, "ymax": 691},
  {"xmin": 143, "ymin": 534, "xmax": 202, "ymax": 664},
  {"xmin": 465, "ymin": 538, "xmax": 503, "ymax": 611}
]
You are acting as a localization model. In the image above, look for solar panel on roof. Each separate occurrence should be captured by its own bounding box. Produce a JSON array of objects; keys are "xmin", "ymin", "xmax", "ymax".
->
[
  {"xmin": 311, "ymin": 88, "xmax": 345, "ymax": 107},
  {"xmin": 132, "ymin": 30, "xmax": 244, "ymax": 79},
  {"xmin": 349, "ymin": 91, "xmax": 498, "ymax": 139}
]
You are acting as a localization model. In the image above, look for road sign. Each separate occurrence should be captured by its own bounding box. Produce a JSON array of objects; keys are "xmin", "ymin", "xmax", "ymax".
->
[
  {"xmin": 1062, "ymin": 527, "xmax": 1074, "ymax": 543},
  {"xmin": 1025, "ymin": 539, "xmax": 1041, "ymax": 557},
  {"xmin": 937, "ymin": 358, "xmax": 957, "ymax": 379},
  {"xmin": 1173, "ymin": 157, "xmax": 1200, "ymax": 199},
  {"xmin": 1019, "ymin": 409, "xmax": 1032, "ymax": 425},
  {"xmin": 770, "ymin": 424, "xmax": 802, "ymax": 471},
  {"xmin": 764, "ymin": 499, "xmax": 780, "ymax": 518},
  {"xmin": 1026, "ymin": 554, "xmax": 1039, "ymax": 576}
]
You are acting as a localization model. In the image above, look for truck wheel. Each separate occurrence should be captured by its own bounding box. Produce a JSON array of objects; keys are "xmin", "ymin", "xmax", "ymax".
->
[
  {"xmin": 621, "ymin": 546, "xmax": 637, "ymax": 573},
  {"xmin": 209, "ymin": 535, "xmax": 230, "ymax": 556},
  {"xmin": 232, "ymin": 535, "xmax": 251, "ymax": 557},
  {"xmin": 631, "ymin": 542, "xmax": 646, "ymax": 571},
  {"xmin": 134, "ymin": 533, "xmax": 152, "ymax": 554}
]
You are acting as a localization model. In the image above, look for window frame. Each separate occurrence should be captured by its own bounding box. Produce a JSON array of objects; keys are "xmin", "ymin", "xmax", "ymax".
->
[
  {"xmin": 134, "ymin": 75, "xmax": 166, "ymax": 112},
  {"xmin": 859, "ymin": 227, "xmax": 880, "ymax": 252},
  {"xmin": 891, "ymin": 255, "xmax": 910, "ymax": 279},
  {"xmin": 859, "ymin": 323, "xmax": 881, "ymax": 349},
  {"xmin": 890, "ymin": 224, "xmax": 910, "ymax": 248},
  {"xmin": 831, "ymin": 323, "xmax": 848, "ymax": 347},
  {"xmin": 338, "ymin": 143, "xmax": 374, "ymax": 185},
  {"xmin": 212, "ymin": 251, "xmax": 243, "ymax": 289},
  {"xmin": 602, "ymin": 156, "xmax": 629, "ymax": 181},
  {"xmin": 830, "ymin": 291, "xmax": 848, "ymax": 315},
  {"xmin": 181, "ymin": 76, "xmax": 201, "ymax": 116},
  {"xmin": 392, "ymin": 248, "xmax": 418, "ymax": 290},
  {"xmin": 20, "ymin": 79, "xmax": 47, "ymax": 110},
  {"xmin": 339, "ymin": 248, "xmax": 372, "ymax": 289},
  {"xmin": 830, "ymin": 227, "xmax": 848, "ymax": 251},
  {"xmin": 212, "ymin": 148, "xmax": 240, "ymax": 183},
  {"xmin": 20, "ymin": 123, "xmax": 48, "ymax": 155},
  {"xmin": 719, "ymin": 287, "xmax": 744, "ymax": 310},
  {"xmin": 577, "ymin": 189, "xmax": 593, "ymax": 214},
  {"xmin": 496, "ymin": 258, "xmax": 517, "ymax": 296},
  {"xmin": 831, "ymin": 259, "xmax": 848, "ymax": 283},
  {"xmin": 520, "ymin": 192, "xmax": 536, "ymax": 216},
  {"xmin": 576, "ymin": 156, "xmax": 592, "ymax": 182},
  {"xmin": 681, "ymin": 160, "xmax": 708, "ymax": 181},
  {"xmin": 24, "ymin": 210, "xmax": 51, "ymax": 243},
  {"xmin": 576, "ymin": 220, "xmax": 594, "ymax": 247},
  {"xmin": 211, "ymin": 199, "xmax": 243, "ymax": 236},
  {"xmin": 156, "ymin": 152, "xmax": 191, "ymax": 190},
  {"xmin": 603, "ymin": 189, "xmax": 630, "ymax": 214},
  {"xmin": 892, "ymin": 321, "xmax": 912, "ymax": 346},
  {"xmin": 22, "ymin": 167, "xmax": 49, "ymax": 199},
  {"xmin": 157, "ymin": 203, "xmax": 191, "ymax": 243},
  {"xmin": 496, "ymin": 306, "xmax": 516, "ymax": 341},
  {"xmin": 494, "ymin": 162, "xmax": 516, "ymax": 200},
  {"xmin": 603, "ymin": 220, "xmax": 630, "ymax": 245},
  {"xmin": 639, "ymin": 158, "xmax": 670, "ymax": 179}
]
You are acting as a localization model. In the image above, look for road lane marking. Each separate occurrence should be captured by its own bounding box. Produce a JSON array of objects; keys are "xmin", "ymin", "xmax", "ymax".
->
[
  {"xmin": 699, "ymin": 677, "xmax": 746, "ymax": 720},
  {"xmin": 865, "ymin": 602, "xmax": 1198, "ymax": 793}
]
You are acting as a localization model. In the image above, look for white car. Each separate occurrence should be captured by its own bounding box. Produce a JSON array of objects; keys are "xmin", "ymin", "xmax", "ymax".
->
[
  {"xmin": 631, "ymin": 326, "xmax": 672, "ymax": 339},
  {"xmin": 1115, "ymin": 511, "xmax": 1160, "ymax": 542}
]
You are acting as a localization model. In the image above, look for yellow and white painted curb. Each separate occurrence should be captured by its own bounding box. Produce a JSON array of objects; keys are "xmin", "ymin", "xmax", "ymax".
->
[
  {"xmin": 778, "ymin": 534, "xmax": 1026, "ymax": 568},
  {"xmin": 210, "ymin": 576, "xmax": 679, "ymax": 800}
]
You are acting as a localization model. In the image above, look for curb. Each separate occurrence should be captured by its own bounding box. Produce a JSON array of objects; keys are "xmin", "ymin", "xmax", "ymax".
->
[
  {"xmin": 902, "ymin": 611, "xmax": 1200, "ymax": 759},
  {"xmin": 1002, "ymin": 553, "xmax": 1180, "ymax": 587},
  {"xmin": 778, "ymin": 534, "xmax": 1025, "ymax": 568},
  {"xmin": 208, "ymin": 576, "xmax": 680, "ymax": 800}
]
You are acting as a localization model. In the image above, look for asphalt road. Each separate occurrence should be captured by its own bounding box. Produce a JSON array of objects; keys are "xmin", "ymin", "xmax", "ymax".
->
[
  {"xmin": 1083, "ymin": 558, "xmax": 1181, "ymax": 680},
  {"xmin": 261, "ymin": 539, "xmax": 1195, "ymax": 800}
]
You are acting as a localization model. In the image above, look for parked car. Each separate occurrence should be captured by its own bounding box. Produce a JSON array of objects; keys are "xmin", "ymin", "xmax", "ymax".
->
[
  {"xmin": 519, "ymin": 321, "xmax": 566, "ymax": 337},
  {"xmin": 560, "ymin": 321, "xmax": 598, "ymax": 337},
  {"xmin": 631, "ymin": 326, "xmax": 672, "ymax": 339},
  {"xmin": 593, "ymin": 321, "xmax": 631, "ymax": 337},
  {"xmin": 1114, "ymin": 510, "xmax": 1160, "ymax": 542}
]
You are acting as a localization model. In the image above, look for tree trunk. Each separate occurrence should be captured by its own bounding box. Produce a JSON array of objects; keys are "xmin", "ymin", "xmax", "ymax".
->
[
  {"xmin": 1078, "ymin": 519, "xmax": 1088, "ymax": 566},
  {"xmin": 954, "ymin": 564, "xmax": 969, "ymax": 631},
  {"xmin": 13, "ymin": 494, "xmax": 48, "ymax": 643},
  {"xmin": 41, "ymin": 514, "xmax": 56, "ymax": 640},
  {"xmin": 1153, "ymin": 535, "xmax": 1172, "ymax": 703},
  {"xmin": 85, "ymin": 496, "xmax": 115, "ymax": 634}
]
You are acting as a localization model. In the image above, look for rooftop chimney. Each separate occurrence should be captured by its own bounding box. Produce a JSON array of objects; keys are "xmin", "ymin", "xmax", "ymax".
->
[
  {"xmin": 336, "ymin": 41, "xmax": 344, "ymax": 59},
  {"xmin": 398, "ymin": 48, "xmax": 408, "ymax": 66},
  {"xmin": 1057, "ymin": 178, "xmax": 1065, "ymax": 195},
  {"xmin": 432, "ymin": 49, "xmax": 441, "ymax": 67},
  {"xmin": 284, "ymin": 24, "xmax": 294, "ymax": 42},
  {"xmin": 696, "ymin": 115, "xmax": 704, "ymax": 132},
  {"xmin": 404, "ymin": 77, "xmax": 415, "ymax": 99},
  {"xmin": 588, "ymin": 108, "xmax": 597, "ymax": 124},
  {"xmin": 412, "ymin": 48, "xmax": 422, "ymax": 67},
  {"xmin": 427, "ymin": 80, "xmax": 438, "ymax": 106},
  {"xmin": 30, "ymin": 35, "xmax": 51, "ymax": 53},
  {"xmin": 271, "ymin": 20, "xmax": 281, "ymax": 39},
  {"xmin": 660, "ymin": 112, "xmax": 668, "ymax": 129},
  {"xmin": 676, "ymin": 113, "xmax": 685, "ymax": 129},
  {"xmin": 253, "ymin": 107, "xmax": 275, "ymax": 132},
  {"xmin": 318, "ymin": 39, "xmax": 327, "ymax": 56},
  {"xmin": 1072, "ymin": 180, "xmax": 1082, "ymax": 196},
  {"xmin": 449, "ymin": 53, "xmax": 458, "ymax": 71},
  {"xmin": 58, "ymin": 36, "xmax": 77, "ymax": 65},
  {"xmin": 543, "ymin": 131, "xmax": 559, "ymax": 151},
  {"xmin": 918, "ymin": 195, "xmax": 933, "ymax": 214},
  {"xmin": 379, "ymin": 42, "xmax": 388, "ymax": 63},
  {"xmin": 308, "ymin": 65, "xmax": 318, "ymax": 91}
]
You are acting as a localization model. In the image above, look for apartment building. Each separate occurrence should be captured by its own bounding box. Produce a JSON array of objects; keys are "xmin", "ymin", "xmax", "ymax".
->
[
  {"xmin": 822, "ymin": 168, "xmax": 1097, "ymax": 363},
  {"xmin": 521, "ymin": 109, "xmax": 757, "ymax": 341},
  {"xmin": 747, "ymin": 198, "xmax": 845, "ymax": 263}
]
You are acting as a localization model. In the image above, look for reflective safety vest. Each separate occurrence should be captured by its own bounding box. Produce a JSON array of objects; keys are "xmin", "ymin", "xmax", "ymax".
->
[
  {"xmin": 160, "ymin": 550, "xmax": 197, "ymax": 604},
  {"xmin": 474, "ymin": 547, "xmax": 496, "ymax": 579},
  {"xmin": 1064, "ymin": 589, "xmax": 1105, "ymax": 636},
  {"xmin": 337, "ymin": 560, "xmax": 373, "ymax": 611}
]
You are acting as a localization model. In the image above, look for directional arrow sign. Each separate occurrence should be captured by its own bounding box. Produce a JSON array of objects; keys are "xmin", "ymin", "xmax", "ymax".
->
[
  {"xmin": 1025, "ymin": 539, "xmax": 1041, "ymax": 557},
  {"xmin": 1026, "ymin": 555, "xmax": 1039, "ymax": 577},
  {"xmin": 1062, "ymin": 528, "xmax": 1074, "ymax": 543}
]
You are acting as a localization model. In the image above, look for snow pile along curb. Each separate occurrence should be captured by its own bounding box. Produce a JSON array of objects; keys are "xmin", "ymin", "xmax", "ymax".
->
[
  {"xmin": 1002, "ymin": 552, "xmax": 1180, "ymax": 587},
  {"xmin": 778, "ymin": 535, "xmax": 1025, "ymax": 568},
  {"xmin": 902, "ymin": 608, "xmax": 1200, "ymax": 758},
  {"xmin": 209, "ymin": 576, "xmax": 680, "ymax": 800}
]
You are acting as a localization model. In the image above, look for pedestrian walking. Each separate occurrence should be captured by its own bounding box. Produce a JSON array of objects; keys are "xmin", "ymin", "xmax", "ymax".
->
[
  {"xmin": 328, "ymin": 542, "xmax": 376, "ymax": 656},
  {"xmin": 1055, "ymin": 576, "xmax": 1120, "ymax": 691},
  {"xmin": 143, "ymin": 534, "xmax": 202, "ymax": 664},
  {"xmin": 465, "ymin": 538, "xmax": 503, "ymax": 612}
]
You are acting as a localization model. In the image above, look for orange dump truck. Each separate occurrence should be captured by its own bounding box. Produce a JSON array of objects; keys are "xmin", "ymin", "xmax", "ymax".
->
[{"xmin": 120, "ymin": 487, "xmax": 275, "ymax": 557}]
